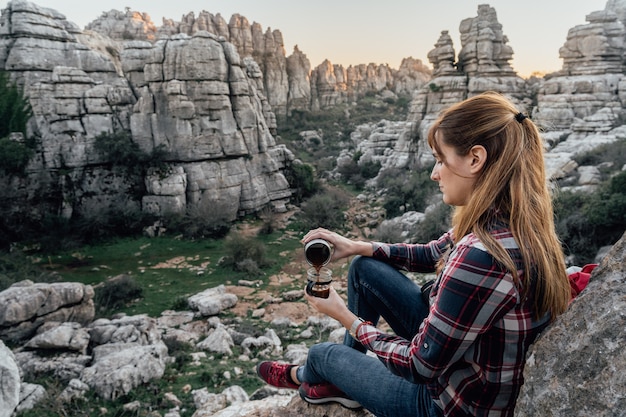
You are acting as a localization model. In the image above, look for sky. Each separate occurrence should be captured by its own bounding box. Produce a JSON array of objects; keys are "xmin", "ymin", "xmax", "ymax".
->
[{"xmin": 1, "ymin": 0, "xmax": 610, "ymax": 77}]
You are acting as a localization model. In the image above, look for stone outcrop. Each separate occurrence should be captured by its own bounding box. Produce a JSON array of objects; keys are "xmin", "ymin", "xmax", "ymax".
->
[
  {"xmin": 0, "ymin": 340, "xmax": 20, "ymax": 417},
  {"xmin": 350, "ymin": 2, "xmax": 626, "ymax": 187},
  {"xmin": 0, "ymin": 0, "xmax": 294, "ymax": 226},
  {"xmin": 532, "ymin": 0, "xmax": 626, "ymax": 180},
  {"xmin": 84, "ymin": 8, "xmax": 432, "ymax": 115},
  {"xmin": 346, "ymin": 4, "xmax": 527, "ymax": 177},
  {"xmin": 0, "ymin": 280, "xmax": 94, "ymax": 342},
  {"xmin": 514, "ymin": 231, "xmax": 626, "ymax": 417}
]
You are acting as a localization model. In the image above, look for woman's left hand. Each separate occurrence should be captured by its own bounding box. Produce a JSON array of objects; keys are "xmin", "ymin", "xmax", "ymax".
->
[{"xmin": 305, "ymin": 286, "xmax": 354, "ymax": 325}]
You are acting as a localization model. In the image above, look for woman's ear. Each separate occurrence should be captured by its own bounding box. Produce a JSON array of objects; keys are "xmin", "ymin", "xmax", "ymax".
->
[{"xmin": 469, "ymin": 145, "xmax": 487, "ymax": 174}]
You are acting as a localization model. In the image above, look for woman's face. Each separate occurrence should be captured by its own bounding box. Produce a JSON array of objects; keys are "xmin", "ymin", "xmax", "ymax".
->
[{"xmin": 430, "ymin": 132, "xmax": 480, "ymax": 206}]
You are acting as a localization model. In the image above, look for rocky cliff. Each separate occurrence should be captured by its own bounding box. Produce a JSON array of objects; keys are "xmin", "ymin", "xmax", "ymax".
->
[
  {"xmin": 348, "ymin": 2, "xmax": 626, "ymax": 191},
  {"xmin": 0, "ymin": 0, "xmax": 294, "ymax": 226},
  {"xmin": 84, "ymin": 8, "xmax": 432, "ymax": 115}
]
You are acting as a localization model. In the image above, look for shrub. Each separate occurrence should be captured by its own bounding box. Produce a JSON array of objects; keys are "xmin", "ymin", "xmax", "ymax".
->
[
  {"xmin": 554, "ymin": 170, "xmax": 626, "ymax": 264},
  {"xmin": 379, "ymin": 168, "xmax": 437, "ymax": 217},
  {"xmin": 0, "ymin": 71, "xmax": 34, "ymax": 174},
  {"xmin": 94, "ymin": 131, "xmax": 168, "ymax": 176},
  {"xmin": 0, "ymin": 71, "xmax": 32, "ymax": 139},
  {"xmin": 412, "ymin": 203, "xmax": 452, "ymax": 242},
  {"xmin": 163, "ymin": 200, "xmax": 232, "ymax": 239},
  {"xmin": 94, "ymin": 274, "xmax": 143, "ymax": 312},
  {"xmin": 297, "ymin": 186, "xmax": 349, "ymax": 231},
  {"xmin": 0, "ymin": 136, "xmax": 33, "ymax": 174},
  {"xmin": 283, "ymin": 162, "xmax": 319, "ymax": 204},
  {"xmin": 221, "ymin": 232, "xmax": 272, "ymax": 274}
]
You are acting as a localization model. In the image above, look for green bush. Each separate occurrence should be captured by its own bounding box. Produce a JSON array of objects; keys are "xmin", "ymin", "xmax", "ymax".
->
[
  {"xmin": 379, "ymin": 168, "xmax": 437, "ymax": 217},
  {"xmin": 0, "ymin": 71, "xmax": 34, "ymax": 174},
  {"xmin": 555, "ymin": 170, "xmax": 626, "ymax": 264},
  {"xmin": 221, "ymin": 232, "xmax": 272, "ymax": 275},
  {"xmin": 94, "ymin": 130, "xmax": 168, "ymax": 176},
  {"xmin": 0, "ymin": 71, "xmax": 32, "ymax": 139},
  {"xmin": 413, "ymin": 203, "xmax": 452, "ymax": 242},
  {"xmin": 0, "ymin": 137, "xmax": 33, "ymax": 174},
  {"xmin": 164, "ymin": 200, "xmax": 232, "ymax": 239},
  {"xmin": 296, "ymin": 186, "xmax": 349, "ymax": 232},
  {"xmin": 94, "ymin": 274, "xmax": 143, "ymax": 312},
  {"xmin": 283, "ymin": 162, "xmax": 319, "ymax": 204}
]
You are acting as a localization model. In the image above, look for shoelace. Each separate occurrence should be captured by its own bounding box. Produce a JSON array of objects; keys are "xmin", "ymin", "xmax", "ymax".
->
[{"xmin": 268, "ymin": 364, "xmax": 288, "ymax": 385}]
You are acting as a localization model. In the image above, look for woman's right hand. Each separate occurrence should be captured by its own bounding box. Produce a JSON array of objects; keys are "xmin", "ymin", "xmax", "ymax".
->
[{"xmin": 302, "ymin": 228, "xmax": 373, "ymax": 261}]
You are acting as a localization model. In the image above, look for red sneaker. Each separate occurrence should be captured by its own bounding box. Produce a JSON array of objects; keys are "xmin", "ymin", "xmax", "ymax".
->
[
  {"xmin": 256, "ymin": 361, "xmax": 299, "ymax": 390},
  {"xmin": 299, "ymin": 382, "xmax": 362, "ymax": 409}
]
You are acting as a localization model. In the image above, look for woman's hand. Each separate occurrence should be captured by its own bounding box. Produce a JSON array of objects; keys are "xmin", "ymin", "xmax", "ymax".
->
[
  {"xmin": 302, "ymin": 228, "xmax": 373, "ymax": 261},
  {"xmin": 305, "ymin": 287, "xmax": 357, "ymax": 328}
]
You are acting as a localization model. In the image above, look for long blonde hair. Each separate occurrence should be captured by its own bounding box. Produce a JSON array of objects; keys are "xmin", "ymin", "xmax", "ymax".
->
[{"xmin": 427, "ymin": 92, "xmax": 570, "ymax": 319}]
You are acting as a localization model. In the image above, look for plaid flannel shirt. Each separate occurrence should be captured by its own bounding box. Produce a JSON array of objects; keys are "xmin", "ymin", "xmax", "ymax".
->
[{"xmin": 358, "ymin": 228, "xmax": 551, "ymax": 417}]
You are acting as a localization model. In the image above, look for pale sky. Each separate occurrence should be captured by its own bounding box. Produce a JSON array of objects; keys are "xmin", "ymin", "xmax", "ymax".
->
[{"xmin": 1, "ymin": 0, "xmax": 610, "ymax": 77}]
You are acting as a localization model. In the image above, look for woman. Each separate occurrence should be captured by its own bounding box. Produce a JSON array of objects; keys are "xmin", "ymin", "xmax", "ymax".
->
[{"xmin": 256, "ymin": 92, "xmax": 571, "ymax": 417}]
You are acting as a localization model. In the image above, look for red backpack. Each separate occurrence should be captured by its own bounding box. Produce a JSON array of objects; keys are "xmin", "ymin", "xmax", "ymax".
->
[{"xmin": 568, "ymin": 263, "xmax": 598, "ymax": 303}]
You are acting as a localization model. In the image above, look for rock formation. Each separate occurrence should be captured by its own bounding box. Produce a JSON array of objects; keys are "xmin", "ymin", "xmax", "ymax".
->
[
  {"xmin": 514, "ymin": 231, "xmax": 626, "ymax": 417},
  {"xmin": 350, "ymin": 1, "xmax": 626, "ymax": 189},
  {"xmin": 0, "ymin": 0, "xmax": 294, "ymax": 227},
  {"xmin": 0, "ymin": 280, "xmax": 94, "ymax": 341},
  {"xmin": 346, "ymin": 4, "xmax": 526, "ymax": 178},
  {"xmin": 532, "ymin": 0, "xmax": 626, "ymax": 180},
  {"xmin": 84, "ymin": 7, "xmax": 432, "ymax": 114}
]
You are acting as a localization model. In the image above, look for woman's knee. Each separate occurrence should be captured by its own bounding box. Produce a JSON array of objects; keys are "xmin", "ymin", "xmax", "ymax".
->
[{"xmin": 348, "ymin": 255, "xmax": 386, "ymax": 286}]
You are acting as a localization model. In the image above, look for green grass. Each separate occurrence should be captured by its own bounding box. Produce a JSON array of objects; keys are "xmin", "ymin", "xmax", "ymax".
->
[{"xmin": 34, "ymin": 229, "xmax": 302, "ymax": 318}]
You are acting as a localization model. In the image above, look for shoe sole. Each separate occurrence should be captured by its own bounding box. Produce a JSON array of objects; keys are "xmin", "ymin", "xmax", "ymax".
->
[{"xmin": 299, "ymin": 391, "xmax": 362, "ymax": 410}]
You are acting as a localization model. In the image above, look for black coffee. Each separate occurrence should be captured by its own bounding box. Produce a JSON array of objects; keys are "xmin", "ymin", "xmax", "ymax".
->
[
  {"xmin": 306, "ymin": 280, "xmax": 330, "ymax": 298},
  {"xmin": 305, "ymin": 241, "xmax": 331, "ymax": 269}
]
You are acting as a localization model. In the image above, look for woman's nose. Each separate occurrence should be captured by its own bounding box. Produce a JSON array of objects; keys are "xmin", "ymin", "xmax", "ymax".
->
[{"xmin": 430, "ymin": 165, "xmax": 439, "ymax": 181}]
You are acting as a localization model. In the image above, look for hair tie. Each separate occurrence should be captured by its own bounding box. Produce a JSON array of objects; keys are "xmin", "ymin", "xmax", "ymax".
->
[{"xmin": 515, "ymin": 112, "xmax": 527, "ymax": 123}]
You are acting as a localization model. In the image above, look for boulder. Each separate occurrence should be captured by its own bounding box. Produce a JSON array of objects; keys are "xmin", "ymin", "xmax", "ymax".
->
[
  {"xmin": 515, "ymin": 231, "xmax": 626, "ymax": 416},
  {"xmin": 188, "ymin": 285, "xmax": 238, "ymax": 316},
  {"xmin": 0, "ymin": 281, "xmax": 94, "ymax": 341},
  {"xmin": 80, "ymin": 341, "xmax": 169, "ymax": 400},
  {"xmin": 0, "ymin": 340, "xmax": 20, "ymax": 417}
]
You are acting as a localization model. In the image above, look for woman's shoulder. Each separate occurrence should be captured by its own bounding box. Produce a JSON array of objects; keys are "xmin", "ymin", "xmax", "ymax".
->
[{"xmin": 457, "ymin": 226, "xmax": 519, "ymax": 252}]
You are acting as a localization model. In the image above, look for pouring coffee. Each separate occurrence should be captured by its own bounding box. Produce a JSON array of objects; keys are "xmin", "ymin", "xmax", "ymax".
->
[{"xmin": 304, "ymin": 239, "xmax": 332, "ymax": 298}]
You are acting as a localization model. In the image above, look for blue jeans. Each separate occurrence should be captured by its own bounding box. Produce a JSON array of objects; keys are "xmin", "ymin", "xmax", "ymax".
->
[{"xmin": 297, "ymin": 256, "xmax": 443, "ymax": 417}]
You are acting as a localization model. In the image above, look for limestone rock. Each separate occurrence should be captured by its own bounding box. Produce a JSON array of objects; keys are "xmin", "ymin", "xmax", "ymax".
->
[
  {"xmin": 559, "ymin": 9, "xmax": 626, "ymax": 76},
  {"xmin": 1, "ymin": 0, "xmax": 294, "ymax": 227},
  {"xmin": 196, "ymin": 324, "xmax": 235, "ymax": 356},
  {"xmin": 0, "ymin": 281, "xmax": 95, "ymax": 341},
  {"xmin": 24, "ymin": 321, "xmax": 90, "ymax": 353},
  {"xmin": 80, "ymin": 341, "xmax": 169, "ymax": 400},
  {"xmin": 515, "ymin": 231, "xmax": 626, "ymax": 416},
  {"xmin": 15, "ymin": 383, "xmax": 46, "ymax": 414},
  {"xmin": 85, "ymin": 9, "xmax": 157, "ymax": 42},
  {"xmin": 14, "ymin": 350, "xmax": 91, "ymax": 381},
  {"xmin": 457, "ymin": 4, "xmax": 516, "ymax": 77},
  {"xmin": 428, "ymin": 30, "xmax": 458, "ymax": 76},
  {"xmin": 188, "ymin": 285, "xmax": 238, "ymax": 316},
  {"xmin": 0, "ymin": 340, "xmax": 20, "ymax": 417},
  {"xmin": 89, "ymin": 314, "xmax": 162, "ymax": 346}
]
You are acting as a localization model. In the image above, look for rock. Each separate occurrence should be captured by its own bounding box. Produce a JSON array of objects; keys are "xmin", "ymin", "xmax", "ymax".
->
[
  {"xmin": 0, "ymin": 0, "xmax": 294, "ymax": 227},
  {"xmin": 80, "ymin": 341, "xmax": 169, "ymax": 400},
  {"xmin": 188, "ymin": 285, "xmax": 238, "ymax": 316},
  {"xmin": 0, "ymin": 340, "xmax": 20, "ymax": 417},
  {"xmin": 58, "ymin": 378, "xmax": 90, "ymax": 403},
  {"xmin": 89, "ymin": 314, "xmax": 161, "ymax": 346},
  {"xmin": 24, "ymin": 321, "xmax": 90, "ymax": 353},
  {"xmin": 15, "ymin": 383, "xmax": 46, "ymax": 413},
  {"xmin": 514, "ymin": 231, "xmax": 626, "ymax": 416},
  {"xmin": 241, "ymin": 329, "xmax": 282, "ymax": 357},
  {"xmin": 14, "ymin": 350, "xmax": 91, "ymax": 381},
  {"xmin": 196, "ymin": 324, "xmax": 234, "ymax": 356},
  {"xmin": 0, "ymin": 281, "xmax": 95, "ymax": 341}
]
